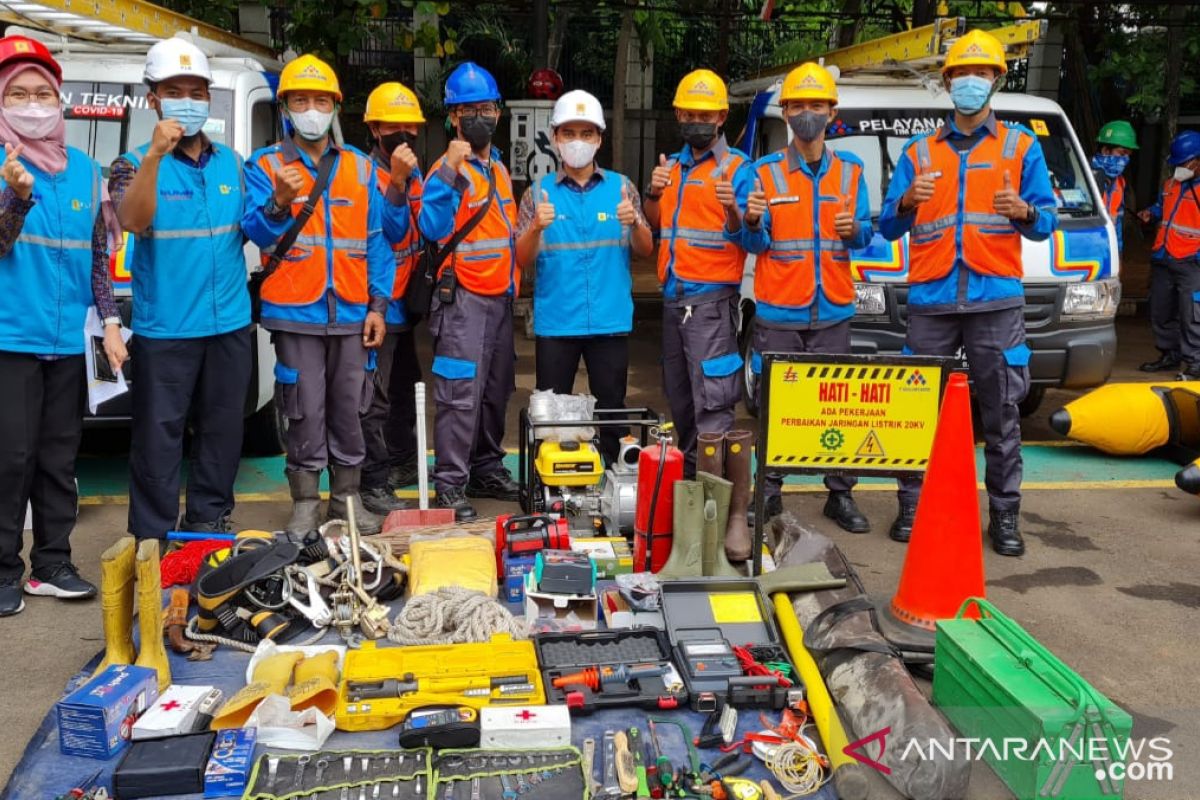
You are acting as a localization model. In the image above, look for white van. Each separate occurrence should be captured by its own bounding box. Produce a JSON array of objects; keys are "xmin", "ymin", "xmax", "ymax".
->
[
  {"xmin": 735, "ymin": 81, "xmax": 1121, "ymax": 417},
  {"xmin": 53, "ymin": 43, "xmax": 286, "ymax": 453}
]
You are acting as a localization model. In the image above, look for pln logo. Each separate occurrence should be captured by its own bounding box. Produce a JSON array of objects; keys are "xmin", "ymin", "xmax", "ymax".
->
[
  {"xmin": 219, "ymin": 184, "xmax": 234, "ymax": 195},
  {"xmin": 906, "ymin": 370, "xmax": 927, "ymax": 387},
  {"xmin": 782, "ymin": 366, "xmax": 799, "ymax": 383}
]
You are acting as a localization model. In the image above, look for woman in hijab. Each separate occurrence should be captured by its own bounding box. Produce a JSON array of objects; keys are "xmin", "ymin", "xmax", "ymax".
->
[{"xmin": 0, "ymin": 35, "xmax": 126, "ymax": 616}]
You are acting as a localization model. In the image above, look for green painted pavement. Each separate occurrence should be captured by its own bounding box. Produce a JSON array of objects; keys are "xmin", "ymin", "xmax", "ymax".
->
[{"xmin": 75, "ymin": 443, "xmax": 1183, "ymax": 501}]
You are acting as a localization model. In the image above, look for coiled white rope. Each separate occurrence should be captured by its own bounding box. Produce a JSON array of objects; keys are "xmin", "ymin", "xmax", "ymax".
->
[
  {"xmin": 764, "ymin": 740, "xmax": 827, "ymax": 797},
  {"xmin": 387, "ymin": 586, "xmax": 528, "ymax": 645}
]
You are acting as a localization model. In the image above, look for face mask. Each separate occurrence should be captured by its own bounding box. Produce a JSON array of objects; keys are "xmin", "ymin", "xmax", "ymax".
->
[
  {"xmin": 1091, "ymin": 153, "xmax": 1129, "ymax": 179},
  {"xmin": 380, "ymin": 130, "xmax": 417, "ymax": 158},
  {"xmin": 460, "ymin": 115, "xmax": 497, "ymax": 150},
  {"xmin": 3, "ymin": 103, "xmax": 59, "ymax": 139},
  {"xmin": 787, "ymin": 110, "xmax": 828, "ymax": 143},
  {"xmin": 160, "ymin": 98, "xmax": 209, "ymax": 137},
  {"xmin": 558, "ymin": 139, "xmax": 599, "ymax": 169},
  {"xmin": 948, "ymin": 75, "xmax": 994, "ymax": 115},
  {"xmin": 680, "ymin": 122, "xmax": 717, "ymax": 151},
  {"xmin": 1175, "ymin": 166, "xmax": 1196, "ymax": 182},
  {"xmin": 289, "ymin": 108, "xmax": 334, "ymax": 141}
]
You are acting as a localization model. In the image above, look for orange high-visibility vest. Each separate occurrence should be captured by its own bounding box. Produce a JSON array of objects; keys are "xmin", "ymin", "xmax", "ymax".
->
[
  {"xmin": 907, "ymin": 122, "xmax": 1034, "ymax": 283},
  {"xmin": 753, "ymin": 152, "xmax": 861, "ymax": 308},
  {"xmin": 1153, "ymin": 178, "xmax": 1200, "ymax": 260},
  {"xmin": 374, "ymin": 164, "xmax": 422, "ymax": 301},
  {"xmin": 430, "ymin": 155, "xmax": 518, "ymax": 296},
  {"xmin": 657, "ymin": 151, "xmax": 747, "ymax": 286}
]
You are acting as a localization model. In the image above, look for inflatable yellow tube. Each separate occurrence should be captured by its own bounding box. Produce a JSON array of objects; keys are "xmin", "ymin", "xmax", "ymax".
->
[{"xmin": 1049, "ymin": 381, "xmax": 1200, "ymax": 455}]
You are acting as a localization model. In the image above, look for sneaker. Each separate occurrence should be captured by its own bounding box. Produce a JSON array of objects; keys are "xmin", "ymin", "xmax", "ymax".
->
[
  {"xmin": 436, "ymin": 486, "xmax": 478, "ymax": 522},
  {"xmin": 24, "ymin": 562, "xmax": 97, "ymax": 600},
  {"xmin": 362, "ymin": 485, "xmax": 409, "ymax": 516},
  {"xmin": 466, "ymin": 468, "xmax": 521, "ymax": 501},
  {"xmin": 388, "ymin": 461, "xmax": 420, "ymax": 490},
  {"xmin": 0, "ymin": 577, "xmax": 24, "ymax": 616}
]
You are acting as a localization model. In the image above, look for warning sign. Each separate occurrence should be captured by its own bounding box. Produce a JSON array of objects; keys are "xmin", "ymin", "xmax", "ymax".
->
[{"xmin": 761, "ymin": 355, "xmax": 947, "ymax": 475}]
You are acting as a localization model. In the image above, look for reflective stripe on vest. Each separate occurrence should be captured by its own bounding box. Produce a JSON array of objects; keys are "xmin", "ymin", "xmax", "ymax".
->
[
  {"xmin": 259, "ymin": 147, "xmax": 376, "ymax": 307},
  {"xmin": 439, "ymin": 156, "xmax": 517, "ymax": 296},
  {"xmin": 907, "ymin": 123, "xmax": 1030, "ymax": 284},
  {"xmin": 753, "ymin": 151, "xmax": 859, "ymax": 309},
  {"xmin": 1153, "ymin": 179, "xmax": 1200, "ymax": 260},
  {"xmin": 656, "ymin": 151, "xmax": 746, "ymax": 286}
]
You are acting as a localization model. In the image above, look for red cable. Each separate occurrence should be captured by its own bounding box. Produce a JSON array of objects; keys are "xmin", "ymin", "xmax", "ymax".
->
[{"xmin": 732, "ymin": 644, "xmax": 792, "ymax": 687}]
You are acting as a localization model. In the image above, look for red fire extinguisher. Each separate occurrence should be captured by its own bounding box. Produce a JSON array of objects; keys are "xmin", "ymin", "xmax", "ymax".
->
[{"xmin": 633, "ymin": 423, "xmax": 683, "ymax": 572}]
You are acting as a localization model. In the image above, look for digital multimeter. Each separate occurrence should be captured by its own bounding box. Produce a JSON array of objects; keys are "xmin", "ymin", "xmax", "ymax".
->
[{"xmin": 397, "ymin": 706, "xmax": 480, "ymax": 749}]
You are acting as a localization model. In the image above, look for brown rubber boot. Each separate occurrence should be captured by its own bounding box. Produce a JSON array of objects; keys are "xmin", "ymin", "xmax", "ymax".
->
[
  {"xmin": 723, "ymin": 430, "xmax": 754, "ymax": 561},
  {"xmin": 697, "ymin": 431, "xmax": 725, "ymax": 479}
]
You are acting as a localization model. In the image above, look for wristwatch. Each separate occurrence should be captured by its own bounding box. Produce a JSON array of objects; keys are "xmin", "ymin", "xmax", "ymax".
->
[
  {"xmin": 265, "ymin": 196, "xmax": 290, "ymax": 219},
  {"xmin": 1024, "ymin": 204, "xmax": 1038, "ymax": 224},
  {"xmin": 102, "ymin": 316, "xmax": 121, "ymax": 327}
]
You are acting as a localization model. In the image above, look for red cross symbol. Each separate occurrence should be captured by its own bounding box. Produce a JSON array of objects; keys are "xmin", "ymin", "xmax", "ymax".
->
[
  {"xmin": 515, "ymin": 710, "xmax": 537, "ymax": 721},
  {"xmin": 161, "ymin": 700, "xmax": 182, "ymax": 711}
]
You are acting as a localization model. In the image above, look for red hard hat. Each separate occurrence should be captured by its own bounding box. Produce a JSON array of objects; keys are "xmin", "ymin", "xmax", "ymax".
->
[
  {"xmin": 527, "ymin": 68, "xmax": 563, "ymax": 101},
  {"xmin": 0, "ymin": 35, "xmax": 62, "ymax": 82}
]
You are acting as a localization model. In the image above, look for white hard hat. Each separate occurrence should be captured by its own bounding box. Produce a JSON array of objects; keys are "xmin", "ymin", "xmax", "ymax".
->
[
  {"xmin": 143, "ymin": 36, "xmax": 213, "ymax": 86},
  {"xmin": 551, "ymin": 90, "xmax": 605, "ymax": 131}
]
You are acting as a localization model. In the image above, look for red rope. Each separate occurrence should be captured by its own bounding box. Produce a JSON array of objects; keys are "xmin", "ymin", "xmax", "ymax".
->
[{"xmin": 160, "ymin": 540, "xmax": 228, "ymax": 588}]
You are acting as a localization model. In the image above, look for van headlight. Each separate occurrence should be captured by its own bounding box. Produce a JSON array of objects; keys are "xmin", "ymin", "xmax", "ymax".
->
[
  {"xmin": 1061, "ymin": 278, "xmax": 1121, "ymax": 319},
  {"xmin": 855, "ymin": 283, "xmax": 887, "ymax": 316}
]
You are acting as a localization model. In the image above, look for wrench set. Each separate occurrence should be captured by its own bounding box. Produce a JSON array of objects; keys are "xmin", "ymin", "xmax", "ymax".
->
[{"xmin": 431, "ymin": 748, "xmax": 584, "ymax": 800}]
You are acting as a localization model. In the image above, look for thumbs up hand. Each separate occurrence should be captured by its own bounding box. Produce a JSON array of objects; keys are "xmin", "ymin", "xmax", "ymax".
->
[
  {"xmin": 616, "ymin": 183, "xmax": 638, "ymax": 226},
  {"xmin": 744, "ymin": 178, "xmax": 768, "ymax": 226},
  {"xmin": 834, "ymin": 194, "xmax": 857, "ymax": 240},
  {"xmin": 993, "ymin": 169, "xmax": 1029, "ymax": 220},
  {"xmin": 714, "ymin": 174, "xmax": 737, "ymax": 211},
  {"xmin": 534, "ymin": 188, "xmax": 556, "ymax": 231},
  {"xmin": 902, "ymin": 164, "xmax": 937, "ymax": 212},
  {"xmin": 649, "ymin": 153, "xmax": 672, "ymax": 195}
]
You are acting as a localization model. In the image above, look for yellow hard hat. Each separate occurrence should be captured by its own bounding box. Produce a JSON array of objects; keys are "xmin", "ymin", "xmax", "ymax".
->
[
  {"xmin": 780, "ymin": 62, "xmax": 838, "ymax": 103},
  {"xmin": 278, "ymin": 54, "xmax": 342, "ymax": 102},
  {"xmin": 364, "ymin": 82, "xmax": 425, "ymax": 124},
  {"xmin": 942, "ymin": 29, "xmax": 1008, "ymax": 76},
  {"xmin": 673, "ymin": 69, "xmax": 728, "ymax": 111}
]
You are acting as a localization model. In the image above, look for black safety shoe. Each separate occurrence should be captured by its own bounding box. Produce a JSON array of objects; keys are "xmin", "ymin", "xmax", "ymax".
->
[
  {"xmin": 466, "ymin": 468, "xmax": 521, "ymax": 501},
  {"xmin": 889, "ymin": 500, "xmax": 918, "ymax": 543},
  {"xmin": 182, "ymin": 514, "xmax": 231, "ymax": 534},
  {"xmin": 0, "ymin": 576, "xmax": 23, "ymax": 616},
  {"xmin": 361, "ymin": 486, "xmax": 408, "ymax": 516},
  {"xmin": 24, "ymin": 562, "xmax": 97, "ymax": 600},
  {"xmin": 764, "ymin": 494, "xmax": 783, "ymax": 521},
  {"xmin": 988, "ymin": 509, "xmax": 1025, "ymax": 556},
  {"xmin": 1178, "ymin": 365, "xmax": 1200, "ymax": 382},
  {"xmin": 823, "ymin": 491, "xmax": 870, "ymax": 533},
  {"xmin": 1140, "ymin": 352, "xmax": 1181, "ymax": 372},
  {"xmin": 388, "ymin": 461, "xmax": 420, "ymax": 490},
  {"xmin": 437, "ymin": 486, "xmax": 478, "ymax": 522}
]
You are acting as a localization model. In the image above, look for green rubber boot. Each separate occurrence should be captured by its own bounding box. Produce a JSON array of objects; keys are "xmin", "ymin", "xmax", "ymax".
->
[
  {"xmin": 656, "ymin": 481, "xmax": 705, "ymax": 578},
  {"xmin": 697, "ymin": 470, "xmax": 740, "ymax": 577}
]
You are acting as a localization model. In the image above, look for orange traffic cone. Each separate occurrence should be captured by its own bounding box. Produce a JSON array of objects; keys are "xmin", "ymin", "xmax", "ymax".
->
[{"xmin": 878, "ymin": 372, "xmax": 985, "ymax": 655}]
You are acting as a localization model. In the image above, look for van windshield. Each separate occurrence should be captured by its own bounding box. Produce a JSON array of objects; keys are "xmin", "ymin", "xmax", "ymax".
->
[
  {"xmin": 61, "ymin": 82, "xmax": 234, "ymax": 176},
  {"xmin": 758, "ymin": 107, "xmax": 1099, "ymax": 220}
]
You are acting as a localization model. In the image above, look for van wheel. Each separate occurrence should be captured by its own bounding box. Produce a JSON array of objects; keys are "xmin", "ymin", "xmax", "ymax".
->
[
  {"xmin": 1018, "ymin": 386, "xmax": 1045, "ymax": 418},
  {"xmin": 243, "ymin": 394, "xmax": 287, "ymax": 456},
  {"xmin": 740, "ymin": 316, "xmax": 758, "ymax": 417}
]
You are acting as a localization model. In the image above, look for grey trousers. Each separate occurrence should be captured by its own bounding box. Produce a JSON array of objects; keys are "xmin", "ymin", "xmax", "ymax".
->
[
  {"xmin": 898, "ymin": 306, "xmax": 1028, "ymax": 510},
  {"xmin": 1148, "ymin": 260, "xmax": 1182, "ymax": 359},
  {"xmin": 662, "ymin": 293, "xmax": 742, "ymax": 476},
  {"xmin": 360, "ymin": 329, "xmax": 419, "ymax": 490},
  {"xmin": 430, "ymin": 291, "xmax": 515, "ymax": 491},
  {"xmin": 1164, "ymin": 257, "xmax": 1200, "ymax": 366},
  {"xmin": 274, "ymin": 332, "xmax": 373, "ymax": 472}
]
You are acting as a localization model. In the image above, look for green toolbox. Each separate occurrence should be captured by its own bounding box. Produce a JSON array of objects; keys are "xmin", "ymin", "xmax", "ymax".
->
[{"xmin": 932, "ymin": 598, "xmax": 1133, "ymax": 800}]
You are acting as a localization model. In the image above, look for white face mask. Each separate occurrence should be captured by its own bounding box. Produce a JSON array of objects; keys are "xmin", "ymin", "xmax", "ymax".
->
[
  {"xmin": 289, "ymin": 108, "xmax": 334, "ymax": 141},
  {"xmin": 4, "ymin": 104, "xmax": 60, "ymax": 139},
  {"xmin": 558, "ymin": 139, "xmax": 598, "ymax": 170},
  {"xmin": 1175, "ymin": 166, "xmax": 1196, "ymax": 182}
]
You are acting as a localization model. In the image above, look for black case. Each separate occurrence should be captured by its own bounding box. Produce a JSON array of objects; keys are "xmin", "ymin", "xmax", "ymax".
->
[
  {"xmin": 113, "ymin": 731, "xmax": 215, "ymax": 799},
  {"xmin": 534, "ymin": 629, "xmax": 687, "ymax": 713},
  {"xmin": 659, "ymin": 578, "xmax": 801, "ymax": 711}
]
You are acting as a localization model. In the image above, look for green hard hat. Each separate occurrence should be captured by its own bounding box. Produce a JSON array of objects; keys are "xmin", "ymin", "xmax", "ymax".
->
[{"xmin": 1097, "ymin": 120, "xmax": 1138, "ymax": 150}]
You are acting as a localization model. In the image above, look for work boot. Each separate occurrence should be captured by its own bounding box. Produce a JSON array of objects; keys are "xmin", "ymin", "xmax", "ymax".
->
[
  {"xmin": 657, "ymin": 481, "xmax": 705, "ymax": 578},
  {"xmin": 1178, "ymin": 364, "xmax": 1200, "ymax": 382},
  {"xmin": 1139, "ymin": 351, "xmax": 1181, "ymax": 372},
  {"xmin": 361, "ymin": 485, "xmax": 408, "ymax": 517},
  {"xmin": 889, "ymin": 498, "xmax": 918, "ymax": 543},
  {"xmin": 824, "ymin": 491, "xmax": 870, "ymax": 533},
  {"xmin": 388, "ymin": 460, "xmax": 420, "ymax": 490},
  {"xmin": 436, "ymin": 486, "xmax": 477, "ymax": 522},
  {"xmin": 723, "ymin": 430, "xmax": 754, "ymax": 561},
  {"xmin": 988, "ymin": 508, "xmax": 1025, "ymax": 557},
  {"xmin": 133, "ymin": 539, "xmax": 171, "ymax": 692},
  {"xmin": 696, "ymin": 431, "xmax": 725, "ymax": 477},
  {"xmin": 764, "ymin": 493, "xmax": 783, "ymax": 521},
  {"xmin": 697, "ymin": 471, "xmax": 740, "ymax": 577},
  {"xmin": 466, "ymin": 467, "xmax": 521, "ymax": 501},
  {"xmin": 181, "ymin": 513, "xmax": 232, "ymax": 534},
  {"xmin": 328, "ymin": 465, "xmax": 384, "ymax": 535},
  {"xmin": 286, "ymin": 469, "xmax": 322, "ymax": 537},
  {"xmin": 93, "ymin": 536, "xmax": 137, "ymax": 676}
]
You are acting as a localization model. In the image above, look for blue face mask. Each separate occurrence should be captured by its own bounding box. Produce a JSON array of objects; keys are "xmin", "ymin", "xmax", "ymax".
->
[
  {"xmin": 948, "ymin": 75, "xmax": 993, "ymax": 115},
  {"xmin": 160, "ymin": 98, "xmax": 210, "ymax": 137},
  {"xmin": 1091, "ymin": 153, "xmax": 1129, "ymax": 179}
]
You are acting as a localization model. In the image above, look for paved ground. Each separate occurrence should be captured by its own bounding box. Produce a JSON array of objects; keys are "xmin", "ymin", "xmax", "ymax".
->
[{"xmin": 3, "ymin": 313, "xmax": 1198, "ymax": 799}]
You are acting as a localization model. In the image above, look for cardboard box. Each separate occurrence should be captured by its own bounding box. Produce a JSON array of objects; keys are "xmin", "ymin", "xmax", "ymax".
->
[
  {"xmin": 132, "ymin": 685, "xmax": 217, "ymax": 740},
  {"xmin": 523, "ymin": 571, "xmax": 597, "ymax": 631},
  {"xmin": 503, "ymin": 554, "xmax": 537, "ymax": 604},
  {"xmin": 57, "ymin": 665, "xmax": 158, "ymax": 759},
  {"xmin": 571, "ymin": 537, "xmax": 633, "ymax": 579},
  {"xmin": 480, "ymin": 704, "xmax": 571, "ymax": 749},
  {"xmin": 204, "ymin": 728, "xmax": 257, "ymax": 797},
  {"xmin": 599, "ymin": 586, "xmax": 665, "ymax": 630}
]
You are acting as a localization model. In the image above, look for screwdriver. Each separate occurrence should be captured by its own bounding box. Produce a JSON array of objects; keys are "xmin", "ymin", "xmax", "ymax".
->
[{"xmin": 648, "ymin": 718, "xmax": 676, "ymax": 791}]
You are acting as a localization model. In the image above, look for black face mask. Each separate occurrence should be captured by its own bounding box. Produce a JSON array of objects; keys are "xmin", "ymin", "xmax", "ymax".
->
[
  {"xmin": 460, "ymin": 115, "xmax": 497, "ymax": 150},
  {"xmin": 680, "ymin": 122, "xmax": 718, "ymax": 151},
  {"xmin": 380, "ymin": 130, "xmax": 418, "ymax": 158}
]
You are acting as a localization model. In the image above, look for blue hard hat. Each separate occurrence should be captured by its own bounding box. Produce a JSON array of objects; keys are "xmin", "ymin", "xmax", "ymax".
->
[
  {"xmin": 1169, "ymin": 130, "xmax": 1200, "ymax": 166},
  {"xmin": 445, "ymin": 61, "xmax": 501, "ymax": 106}
]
